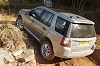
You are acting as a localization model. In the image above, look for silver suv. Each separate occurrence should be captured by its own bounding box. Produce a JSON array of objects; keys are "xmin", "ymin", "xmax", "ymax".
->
[{"xmin": 16, "ymin": 6, "xmax": 96, "ymax": 60}]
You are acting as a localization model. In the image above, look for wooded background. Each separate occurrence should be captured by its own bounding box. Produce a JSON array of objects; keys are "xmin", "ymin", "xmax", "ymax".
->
[
  {"xmin": 0, "ymin": 0, "xmax": 100, "ymax": 12},
  {"xmin": 0, "ymin": 0, "xmax": 100, "ymax": 34}
]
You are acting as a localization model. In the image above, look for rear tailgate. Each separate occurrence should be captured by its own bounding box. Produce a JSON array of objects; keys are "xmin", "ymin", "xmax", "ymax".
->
[{"xmin": 69, "ymin": 37, "xmax": 96, "ymax": 52}]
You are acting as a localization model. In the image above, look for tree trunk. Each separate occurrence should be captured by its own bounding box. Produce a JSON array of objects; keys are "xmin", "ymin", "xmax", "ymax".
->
[{"xmin": 72, "ymin": 0, "xmax": 89, "ymax": 14}]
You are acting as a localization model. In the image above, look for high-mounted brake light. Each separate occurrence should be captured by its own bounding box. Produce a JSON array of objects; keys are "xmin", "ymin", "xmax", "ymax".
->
[{"xmin": 60, "ymin": 37, "xmax": 70, "ymax": 47}]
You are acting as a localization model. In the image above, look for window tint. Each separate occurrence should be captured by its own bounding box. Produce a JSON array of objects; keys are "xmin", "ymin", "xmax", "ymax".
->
[
  {"xmin": 55, "ymin": 17, "xmax": 67, "ymax": 34},
  {"xmin": 41, "ymin": 11, "xmax": 54, "ymax": 27},
  {"xmin": 30, "ymin": 8, "xmax": 44, "ymax": 19}
]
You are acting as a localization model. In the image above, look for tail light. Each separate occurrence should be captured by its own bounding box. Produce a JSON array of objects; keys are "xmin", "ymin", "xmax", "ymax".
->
[{"xmin": 60, "ymin": 37, "xmax": 70, "ymax": 47}]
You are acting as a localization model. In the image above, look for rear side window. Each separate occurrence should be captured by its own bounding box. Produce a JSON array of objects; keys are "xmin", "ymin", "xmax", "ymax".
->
[
  {"xmin": 40, "ymin": 11, "xmax": 54, "ymax": 27},
  {"xmin": 30, "ymin": 8, "xmax": 44, "ymax": 19},
  {"xmin": 55, "ymin": 17, "xmax": 70, "ymax": 35},
  {"xmin": 55, "ymin": 17, "xmax": 66, "ymax": 34}
]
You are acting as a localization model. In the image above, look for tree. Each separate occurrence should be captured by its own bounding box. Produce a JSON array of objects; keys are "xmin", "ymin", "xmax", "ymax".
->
[
  {"xmin": 89, "ymin": 0, "xmax": 100, "ymax": 10},
  {"xmin": 72, "ymin": 0, "xmax": 89, "ymax": 14},
  {"xmin": 20, "ymin": 0, "xmax": 23, "ymax": 4}
]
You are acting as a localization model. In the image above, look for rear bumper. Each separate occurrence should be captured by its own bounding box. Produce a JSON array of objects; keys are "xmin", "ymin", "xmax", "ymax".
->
[
  {"xmin": 55, "ymin": 46, "xmax": 95, "ymax": 58},
  {"xmin": 64, "ymin": 47, "xmax": 94, "ymax": 58}
]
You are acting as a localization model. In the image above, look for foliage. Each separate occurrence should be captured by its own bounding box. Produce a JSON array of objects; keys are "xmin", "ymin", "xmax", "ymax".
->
[
  {"xmin": 21, "ymin": 0, "xmax": 42, "ymax": 9},
  {"xmin": 89, "ymin": 0, "xmax": 100, "ymax": 10},
  {"xmin": 0, "ymin": 0, "xmax": 10, "ymax": 9},
  {"xmin": 1, "ymin": 0, "xmax": 100, "ymax": 13},
  {"xmin": 52, "ymin": 0, "xmax": 100, "ymax": 14}
]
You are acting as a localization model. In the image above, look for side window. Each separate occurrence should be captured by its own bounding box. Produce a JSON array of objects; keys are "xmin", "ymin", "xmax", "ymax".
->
[
  {"xmin": 41, "ymin": 11, "xmax": 54, "ymax": 27},
  {"xmin": 55, "ymin": 17, "xmax": 67, "ymax": 35},
  {"xmin": 30, "ymin": 8, "xmax": 44, "ymax": 19}
]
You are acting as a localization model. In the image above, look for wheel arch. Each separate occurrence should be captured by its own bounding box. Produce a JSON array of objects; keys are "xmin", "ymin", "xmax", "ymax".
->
[
  {"xmin": 41, "ymin": 37, "xmax": 55, "ymax": 60},
  {"xmin": 41, "ymin": 37, "xmax": 52, "ymax": 46},
  {"xmin": 41, "ymin": 37, "xmax": 56, "ymax": 55},
  {"xmin": 17, "ymin": 15, "xmax": 22, "ymax": 19},
  {"xmin": 16, "ymin": 15, "xmax": 24, "ymax": 30},
  {"xmin": 16, "ymin": 15, "xmax": 24, "ymax": 24}
]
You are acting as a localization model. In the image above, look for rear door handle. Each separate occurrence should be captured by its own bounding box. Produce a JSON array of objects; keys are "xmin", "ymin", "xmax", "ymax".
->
[{"xmin": 42, "ymin": 27, "xmax": 47, "ymax": 31}]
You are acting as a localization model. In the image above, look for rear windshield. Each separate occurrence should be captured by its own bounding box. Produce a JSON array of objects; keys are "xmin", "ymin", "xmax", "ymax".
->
[{"xmin": 70, "ymin": 23, "xmax": 95, "ymax": 38}]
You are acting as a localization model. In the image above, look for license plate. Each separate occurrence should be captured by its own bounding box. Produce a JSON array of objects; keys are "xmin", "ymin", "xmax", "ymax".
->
[{"xmin": 80, "ymin": 41, "xmax": 90, "ymax": 46}]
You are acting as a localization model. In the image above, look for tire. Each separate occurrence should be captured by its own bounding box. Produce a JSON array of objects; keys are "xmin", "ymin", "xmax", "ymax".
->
[
  {"xmin": 16, "ymin": 17, "xmax": 24, "ymax": 30},
  {"xmin": 40, "ymin": 40, "xmax": 55, "ymax": 61}
]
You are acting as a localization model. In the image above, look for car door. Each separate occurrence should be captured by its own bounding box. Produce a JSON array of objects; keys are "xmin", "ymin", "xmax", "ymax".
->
[
  {"xmin": 23, "ymin": 8, "xmax": 44, "ymax": 41},
  {"xmin": 23, "ymin": 11, "xmax": 35, "ymax": 32},
  {"xmin": 34, "ymin": 10, "xmax": 54, "ymax": 40}
]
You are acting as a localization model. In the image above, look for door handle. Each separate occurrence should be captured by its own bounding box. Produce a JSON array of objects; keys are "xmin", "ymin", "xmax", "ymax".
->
[{"xmin": 42, "ymin": 27, "xmax": 47, "ymax": 31}]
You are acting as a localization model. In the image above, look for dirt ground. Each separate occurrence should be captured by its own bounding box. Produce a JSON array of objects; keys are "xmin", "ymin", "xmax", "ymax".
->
[
  {"xmin": 89, "ymin": 34, "xmax": 100, "ymax": 65},
  {"xmin": 0, "ymin": 13, "xmax": 99, "ymax": 66}
]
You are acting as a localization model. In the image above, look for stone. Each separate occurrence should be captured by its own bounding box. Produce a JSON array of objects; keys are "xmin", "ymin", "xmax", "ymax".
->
[
  {"xmin": 0, "ymin": 49, "xmax": 14, "ymax": 62},
  {"xmin": 3, "ymin": 57, "xmax": 10, "ymax": 64},
  {"xmin": 12, "ymin": 61, "xmax": 17, "ymax": 66},
  {"xmin": 16, "ymin": 49, "xmax": 35, "ymax": 62},
  {"xmin": 17, "ymin": 58, "xmax": 25, "ymax": 63},
  {"xmin": 18, "ymin": 62, "xmax": 29, "ymax": 66},
  {"xmin": 23, "ymin": 49, "xmax": 35, "ymax": 62},
  {"xmin": 0, "ymin": 48, "xmax": 14, "ymax": 66},
  {"xmin": 18, "ymin": 62, "xmax": 26, "ymax": 66},
  {"xmin": 12, "ymin": 49, "xmax": 24, "ymax": 56},
  {"xmin": 1, "ymin": 64, "xmax": 12, "ymax": 66},
  {"xmin": 28, "ymin": 59, "xmax": 36, "ymax": 66}
]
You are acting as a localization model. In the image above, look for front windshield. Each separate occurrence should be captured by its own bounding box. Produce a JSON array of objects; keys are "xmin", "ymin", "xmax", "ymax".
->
[{"xmin": 70, "ymin": 23, "xmax": 95, "ymax": 38}]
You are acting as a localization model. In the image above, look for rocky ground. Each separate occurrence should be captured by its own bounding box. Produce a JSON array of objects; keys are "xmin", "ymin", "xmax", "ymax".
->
[
  {"xmin": 0, "ymin": 24, "xmax": 36, "ymax": 66},
  {"xmin": 0, "ymin": 13, "xmax": 99, "ymax": 66}
]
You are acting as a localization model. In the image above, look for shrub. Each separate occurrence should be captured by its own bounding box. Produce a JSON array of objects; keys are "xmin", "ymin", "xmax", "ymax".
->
[{"xmin": 0, "ymin": 0, "xmax": 10, "ymax": 10}]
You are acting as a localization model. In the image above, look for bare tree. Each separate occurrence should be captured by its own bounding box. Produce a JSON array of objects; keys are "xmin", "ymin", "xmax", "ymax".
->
[
  {"xmin": 20, "ymin": 0, "xmax": 23, "ymax": 4},
  {"xmin": 72, "ymin": 0, "xmax": 89, "ymax": 14}
]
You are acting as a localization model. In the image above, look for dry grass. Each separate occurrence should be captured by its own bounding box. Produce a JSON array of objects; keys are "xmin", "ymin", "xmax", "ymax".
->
[{"xmin": 0, "ymin": 24, "xmax": 26, "ymax": 52}]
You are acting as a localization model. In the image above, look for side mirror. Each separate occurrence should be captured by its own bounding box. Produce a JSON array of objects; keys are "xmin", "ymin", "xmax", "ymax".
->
[{"xmin": 25, "ymin": 12, "xmax": 29, "ymax": 15}]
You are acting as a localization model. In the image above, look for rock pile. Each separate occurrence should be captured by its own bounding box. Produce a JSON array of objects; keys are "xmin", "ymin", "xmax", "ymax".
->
[
  {"xmin": 0, "ymin": 24, "xmax": 26, "ymax": 51},
  {"xmin": 0, "ymin": 24, "xmax": 36, "ymax": 66}
]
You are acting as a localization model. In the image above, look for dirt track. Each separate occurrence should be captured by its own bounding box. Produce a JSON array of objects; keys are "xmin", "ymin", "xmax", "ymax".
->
[
  {"xmin": 0, "ymin": 14, "xmax": 98, "ymax": 66},
  {"xmin": 72, "ymin": 57, "xmax": 96, "ymax": 66}
]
